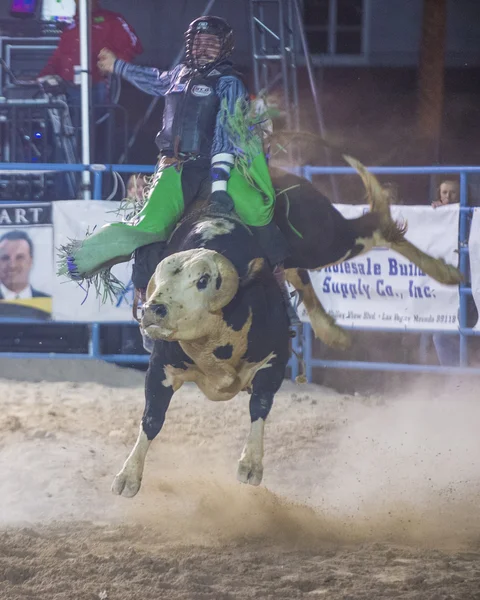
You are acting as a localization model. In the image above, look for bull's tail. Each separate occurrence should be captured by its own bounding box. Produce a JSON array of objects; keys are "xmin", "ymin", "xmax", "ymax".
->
[
  {"xmin": 343, "ymin": 155, "xmax": 403, "ymax": 239},
  {"xmin": 344, "ymin": 155, "xmax": 463, "ymax": 286}
]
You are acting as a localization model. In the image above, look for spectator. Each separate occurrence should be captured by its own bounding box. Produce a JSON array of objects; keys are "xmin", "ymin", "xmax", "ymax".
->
[
  {"xmin": 420, "ymin": 178, "xmax": 472, "ymax": 366},
  {"xmin": 38, "ymin": 0, "xmax": 143, "ymax": 108},
  {"xmin": 432, "ymin": 179, "xmax": 460, "ymax": 208},
  {"xmin": 38, "ymin": 0, "xmax": 143, "ymax": 168}
]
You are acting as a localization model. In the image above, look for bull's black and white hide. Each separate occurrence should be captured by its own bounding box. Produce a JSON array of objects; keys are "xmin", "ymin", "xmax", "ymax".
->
[{"xmin": 112, "ymin": 213, "xmax": 290, "ymax": 497}]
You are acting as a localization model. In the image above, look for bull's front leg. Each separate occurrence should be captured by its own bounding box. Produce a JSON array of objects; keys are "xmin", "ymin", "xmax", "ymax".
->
[
  {"xmin": 112, "ymin": 351, "xmax": 174, "ymax": 498},
  {"xmin": 237, "ymin": 390, "xmax": 274, "ymax": 486}
]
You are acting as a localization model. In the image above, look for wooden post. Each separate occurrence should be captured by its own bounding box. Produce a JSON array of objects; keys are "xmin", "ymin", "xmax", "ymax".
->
[{"xmin": 417, "ymin": 0, "xmax": 447, "ymax": 162}]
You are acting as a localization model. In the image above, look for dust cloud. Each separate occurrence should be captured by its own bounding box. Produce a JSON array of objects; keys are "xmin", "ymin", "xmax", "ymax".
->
[
  {"xmin": 313, "ymin": 389, "xmax": 480, "ymax": 548},
  {"xmin": 0, "ymin": 358, "xmax": 478, "ymax": 551}
]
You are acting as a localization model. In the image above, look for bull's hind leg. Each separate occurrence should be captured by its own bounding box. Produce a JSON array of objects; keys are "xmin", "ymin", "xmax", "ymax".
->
[
  {"xmin": 237, "ymin": 359, "xmax": 286, "ymax": 486},
  {"xmin": 285, "ymin": 268, "xmax": 351, "ymax": 350},
  {"xmin": 112, "ymin": 345, "xmax": 176, "ymax": 498}
]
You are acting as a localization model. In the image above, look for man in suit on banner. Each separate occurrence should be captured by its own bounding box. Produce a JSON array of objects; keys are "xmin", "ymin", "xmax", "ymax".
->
[{"xmin": 0, "ymin": 230, "xmax": 52, "ymax": 319}]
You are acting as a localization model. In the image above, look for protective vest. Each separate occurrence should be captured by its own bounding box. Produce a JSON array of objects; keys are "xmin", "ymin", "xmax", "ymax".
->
[{"xmin": 155, "ymin": 63, "xmax": 240, "ymax": 158}]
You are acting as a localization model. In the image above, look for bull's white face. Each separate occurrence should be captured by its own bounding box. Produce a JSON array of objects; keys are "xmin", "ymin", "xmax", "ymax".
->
[{"xmin": 141, "ymin": 248, "xmax": 239, "ymax": 341}]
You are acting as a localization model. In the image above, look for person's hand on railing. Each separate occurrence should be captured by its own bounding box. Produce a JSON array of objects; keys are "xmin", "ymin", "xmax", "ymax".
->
[
  {"xmin": 37, "ymin": 75, "xmax": 62, "ymax": 85},
  {"xmin": 36, "ymin": 75, "xmax": 66, "ymax": 96},
  {"xmin": 98, "ymin": 48, "xmax": 117, "ymax": 74}
]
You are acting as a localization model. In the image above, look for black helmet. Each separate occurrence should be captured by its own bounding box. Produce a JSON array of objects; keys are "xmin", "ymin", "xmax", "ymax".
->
[{"xmin": 184, "ymin": 15, "xmax": 234, "ymax": 72}]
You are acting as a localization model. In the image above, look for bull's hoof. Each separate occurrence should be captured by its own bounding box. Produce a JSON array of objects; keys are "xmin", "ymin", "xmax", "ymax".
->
[
  {"xmin": 437, "ymin": 262, "xmax": 463, "ymax": 286},
  {"xmin": 237, "ymin": 460, "xmax": 263, "ymax": 486},
  {"xmin": 315, "ymin": 323, "xmax": 351, "ymax": 350},
  {"xmin": 111, "ymin": 470, "xmax": 142, "ymax": 498},
  {"xmin": 328, "ymin": 326, "xmax": 351, "ymax": 350}
]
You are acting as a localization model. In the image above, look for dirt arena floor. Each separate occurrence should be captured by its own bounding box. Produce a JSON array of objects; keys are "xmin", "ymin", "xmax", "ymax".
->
[{"xmin": 0, "ymin": 358, "xmax": 479, "ymax": 599}]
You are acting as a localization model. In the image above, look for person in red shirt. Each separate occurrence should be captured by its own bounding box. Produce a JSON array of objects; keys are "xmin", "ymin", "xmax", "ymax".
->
[
  {"xmin": 38, "ymin": 0, "xmax": 143, "ymax": 165},
  {"xmin": 39, "ymin": 0, "xmax": 143, "ymax": 104}
]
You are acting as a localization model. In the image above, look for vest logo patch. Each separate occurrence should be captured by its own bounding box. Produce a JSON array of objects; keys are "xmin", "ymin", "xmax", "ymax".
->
[
  {"xmin": 171, "ymin": 83, "xmax": 186, "ymax": 93},
  {"xmin": 191, "ymin": 85, "xmax": 213, "ymax": 97}
]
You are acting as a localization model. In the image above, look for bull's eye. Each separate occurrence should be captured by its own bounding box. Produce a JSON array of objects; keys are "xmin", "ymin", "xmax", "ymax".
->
[
  {"xmin": 196, "ymin": 274, "xmax": 210, "ymax": 290},
  {"xmin": 153, "ymin": 303, "xmax": 168, "ymax": 318}
]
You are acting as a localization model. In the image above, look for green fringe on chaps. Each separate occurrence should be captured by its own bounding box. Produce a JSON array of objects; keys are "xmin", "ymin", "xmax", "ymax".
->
[{"xmin": 57, "ymin": 153, "xmax": 275, "ymax": 296}]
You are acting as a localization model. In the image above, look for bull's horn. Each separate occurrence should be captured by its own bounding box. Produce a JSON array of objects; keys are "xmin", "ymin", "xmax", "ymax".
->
[{"xmin": 209, "ymin": 253, "xmax": 240, "ymax": 312}]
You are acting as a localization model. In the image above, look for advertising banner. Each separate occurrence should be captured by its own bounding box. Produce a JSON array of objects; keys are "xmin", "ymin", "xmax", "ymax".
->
[
  {"xmin": 468, "ymin": 208, "xmax": 480, "ymax": 330},
  {"xmin": 299, "ymin": 204, "xmax": 460, "ymax": 331},
  {"xmin": 53, "ymin": 201, "xmax": 134, "ymax": 322},
  {"xmin": 0, "ymin": 203, "xmax": 53, "ymax": 320}
]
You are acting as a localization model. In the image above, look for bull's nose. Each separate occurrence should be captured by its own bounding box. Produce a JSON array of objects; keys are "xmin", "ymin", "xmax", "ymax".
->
[{"xmin": 152, "ymin": 303, "xmax": 168, "ymax": 318}]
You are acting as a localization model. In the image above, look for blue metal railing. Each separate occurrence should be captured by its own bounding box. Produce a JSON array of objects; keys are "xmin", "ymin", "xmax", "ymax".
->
[{"xmin": 1, "ymin": 162, "xmax": 480, "ymax": 379}]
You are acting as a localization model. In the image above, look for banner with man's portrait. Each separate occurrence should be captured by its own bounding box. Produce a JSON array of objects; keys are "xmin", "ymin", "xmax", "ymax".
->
[{"xmin": 0, "ymin": 203, "xmax": 53, "ymax": 320}]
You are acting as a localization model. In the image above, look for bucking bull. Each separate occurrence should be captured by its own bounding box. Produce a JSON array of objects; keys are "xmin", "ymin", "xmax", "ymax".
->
[{"xmin": 112, "ymin": 157, "xmax": 461, "ymax": 497}]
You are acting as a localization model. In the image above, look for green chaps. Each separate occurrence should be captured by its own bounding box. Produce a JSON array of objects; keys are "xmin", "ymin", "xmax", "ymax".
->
[{"xmin": 64, "ymin": 153, "xmax": 275, "ymax": 279}]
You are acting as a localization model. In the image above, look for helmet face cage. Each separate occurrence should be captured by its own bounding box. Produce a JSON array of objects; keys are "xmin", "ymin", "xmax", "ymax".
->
[{"xmin": 185, "ymin": 16, "xmax": 234, "ymax": 71}]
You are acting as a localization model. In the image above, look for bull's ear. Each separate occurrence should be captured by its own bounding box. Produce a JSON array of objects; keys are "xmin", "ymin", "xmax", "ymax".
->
[{"xmin": 208, "ymin": 253, "xmax": 240, "ymax": 312}]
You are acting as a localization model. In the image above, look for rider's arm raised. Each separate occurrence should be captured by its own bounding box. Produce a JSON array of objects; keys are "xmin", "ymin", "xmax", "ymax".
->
[{"xmin": 113, "ymin": 60, "xmax": 184, "ymax": 97}]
